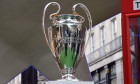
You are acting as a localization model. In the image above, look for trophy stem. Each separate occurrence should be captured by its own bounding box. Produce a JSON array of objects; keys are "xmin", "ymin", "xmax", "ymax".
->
[{"xmin": 58, "ymin": 68, "xmax": 79, "ymax": 81}]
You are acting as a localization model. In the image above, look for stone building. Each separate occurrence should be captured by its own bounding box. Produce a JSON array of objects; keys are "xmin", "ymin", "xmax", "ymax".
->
[
  {"xmin": 85, "ymin": 13, "xmax": 124, "ymax": 84},
  {"xmin": 7, "ymin": 67, "xmax": 48, "ymax": 84}
]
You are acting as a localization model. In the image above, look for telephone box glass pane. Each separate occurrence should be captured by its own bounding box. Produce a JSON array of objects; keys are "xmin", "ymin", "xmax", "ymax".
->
[{"xmin": 129, "ymin": 17, "xmax": 140, "ymax": 84}]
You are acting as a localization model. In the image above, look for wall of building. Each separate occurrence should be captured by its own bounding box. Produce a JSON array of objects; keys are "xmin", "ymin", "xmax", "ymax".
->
[
  {"xmin": 85, "ymin": 13, "xmax": 121, "ymax": 56},
  {"xmin": 85, "ymin": 13, "xmax": 124, "ymax": 84}
]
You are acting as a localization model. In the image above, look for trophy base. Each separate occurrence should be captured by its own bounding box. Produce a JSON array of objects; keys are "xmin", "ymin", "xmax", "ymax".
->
[
  {"xmin": 57, "ymin": 74, "xmax": 79, "ymax": 81},
  {"xmin": 57, "ymin": 78, "xmax": 79, "ymax": 81},
  {"xmin": 47, "ymin": 81, "xmax": 94, "ymax": 84}
]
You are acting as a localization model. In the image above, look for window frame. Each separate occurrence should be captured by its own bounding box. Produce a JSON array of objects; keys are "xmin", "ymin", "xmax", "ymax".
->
[
  {"xmin": 111, "ymin": 18, "xmax": 117, "ymax": 40},
  {"xmin": 100, "ymin": 26, "xmax": 105, "ymax": 47},
  {"xmin": 91, "ymin": 33, "xmax": 94, "ymax": 52}
]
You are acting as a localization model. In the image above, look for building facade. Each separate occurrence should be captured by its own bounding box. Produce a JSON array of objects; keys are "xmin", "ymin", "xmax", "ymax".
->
[
  {"xmin": 85, "ymin": 13, "xmax": 124, "ymax": 84},
  {"xmin": 8, "ymin": 67, "xmax": 48, "ymax": 84}
]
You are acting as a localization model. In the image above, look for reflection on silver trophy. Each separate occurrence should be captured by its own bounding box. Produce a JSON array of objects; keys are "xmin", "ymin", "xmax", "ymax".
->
[{"xmin": 42, "ymin": 2, "xmax": 92, "ymax": 81}]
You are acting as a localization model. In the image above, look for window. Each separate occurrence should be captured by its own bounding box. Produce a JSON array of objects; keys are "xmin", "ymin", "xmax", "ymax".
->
[
  {"xmin": 93, "ymin": 71, "xmax": 99, "ymax": 84},
  {"xmin": 130, "ymin": 29, "xmax": 134, "ymax": 43},
  {"xmin": 100, "ymin": 26, "xmax": 105, "ymax": 47},
  {"xmin": 92, "ymin": 62, "xmax": 117, "ymax": 84},
  {"xmin": 100, "ymin": 69, "xmax": 106, "ymax": 84},
  {"xmin": 110, "ymin": 63, "xmax": 116, "ymax": 79},
  {"xmin": 109, "ymin": 63, "xmax": 117, "ymax": 84},
  {"xmin": 111, "ymin": 19, "xmax": 117, "ymax": 40},
  {"xmin": 91, "ymin": 33, "xmax": 94, "ymax": 52}
]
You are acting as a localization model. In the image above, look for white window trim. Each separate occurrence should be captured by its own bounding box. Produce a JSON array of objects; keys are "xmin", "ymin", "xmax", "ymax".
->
[
  {"xmin": 111, "ymin": 18, "xmax": 117, "ymax": 40},
  {"xmin": 91, "ymin": 33, "xmax": 94, "ymax": 52},
  {"xmin": 100, "ymin": 26, "xmax": 105, "ymax": 47}
]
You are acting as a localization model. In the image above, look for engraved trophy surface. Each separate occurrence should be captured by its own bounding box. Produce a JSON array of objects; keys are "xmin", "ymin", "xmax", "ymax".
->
[{"xmin": 42, "ymin": 2, "xmax": 92, "ymax": 81}]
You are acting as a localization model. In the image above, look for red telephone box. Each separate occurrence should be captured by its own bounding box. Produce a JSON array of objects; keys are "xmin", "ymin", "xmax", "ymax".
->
[{"xmin": 122, "ymin": 0, "xmax": 140, "ymax": 84}]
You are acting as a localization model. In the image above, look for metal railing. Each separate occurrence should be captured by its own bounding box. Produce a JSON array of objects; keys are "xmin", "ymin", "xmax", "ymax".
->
[{"xmin": 86, "ymin": 36, "xmax": 122, "ymax": 64}]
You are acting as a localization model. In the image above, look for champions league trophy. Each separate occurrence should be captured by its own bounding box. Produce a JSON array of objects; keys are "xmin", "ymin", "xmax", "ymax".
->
[{"xmin": 42, "ymin": 2, "xmax": 92, "ymax": 81}]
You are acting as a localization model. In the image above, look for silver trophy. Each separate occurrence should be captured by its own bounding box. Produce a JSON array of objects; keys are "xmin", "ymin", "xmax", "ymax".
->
[{"xmin": 42, "ymin": 2, "xmax": 92, "ymax": 81}]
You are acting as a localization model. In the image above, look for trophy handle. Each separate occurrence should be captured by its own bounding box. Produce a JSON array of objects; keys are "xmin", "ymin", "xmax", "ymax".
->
[
  {"xmin": 42, "ymin": 2, "xmax": 61, "ymax": 57},
  {"xmin": 72, "ymin": 3, "xmax": 92, "ymax": 52}
]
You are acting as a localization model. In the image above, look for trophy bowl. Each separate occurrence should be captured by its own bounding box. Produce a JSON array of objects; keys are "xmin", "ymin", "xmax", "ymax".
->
[{"xmin": 42, "ymin": 2, "xmax": 92, "ymax": 81}]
